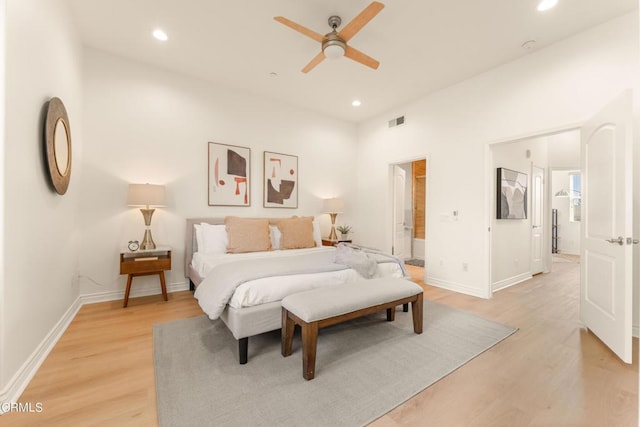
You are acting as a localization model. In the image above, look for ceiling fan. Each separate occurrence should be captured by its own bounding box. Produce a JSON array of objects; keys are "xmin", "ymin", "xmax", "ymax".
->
[{"xmin": 274, "ymin": 1, "xmax": 385, "ymax": 73}]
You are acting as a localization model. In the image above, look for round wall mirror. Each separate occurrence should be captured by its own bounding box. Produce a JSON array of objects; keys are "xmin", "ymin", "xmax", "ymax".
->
[{"xmin": 45, "ymin": 97, "xmax": 72, "ymax": 195}]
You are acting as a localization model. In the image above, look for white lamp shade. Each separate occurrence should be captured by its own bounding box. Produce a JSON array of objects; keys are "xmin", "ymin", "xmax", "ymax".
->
[
  {"xmin": 127, "ymin": 183, "xmax": 166, "ymax": 207},
  {"xmin": 324, "ymin": 44, "xmax": 345, "ymax": 59},
  {"xmin": 322, "ymin": 197, "xmax": 344, "ymax": 213}
]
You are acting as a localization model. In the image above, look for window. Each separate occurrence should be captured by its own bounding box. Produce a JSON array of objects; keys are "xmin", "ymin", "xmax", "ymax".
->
[{"xmin": 569, "ymin": 172, "xmax": 581, "ymax": 222}]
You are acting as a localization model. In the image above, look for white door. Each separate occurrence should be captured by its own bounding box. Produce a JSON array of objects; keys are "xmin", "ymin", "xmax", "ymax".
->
[
  {"xmin": 531, "ymin": 166, "xmax": 544, "ymax": 274},
  {"xmin": 393, "ymin": 165, "xmax": 406, "ymax": 258},
  {"xmin": 580, "ymin": 91, "xmax": 633, "ymax": 364}
]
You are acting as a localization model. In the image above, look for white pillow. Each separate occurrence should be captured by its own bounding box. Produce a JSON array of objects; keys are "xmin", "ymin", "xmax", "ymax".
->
[
  {"xmin": 199, "ymin": 223, "xmax": 228, "ymax": 254},
  {"xmin": 194, "ymin": 223, "xmax": 204, "ymax": 252},
  {"xmin": 312, "ymin": 220, "xmax": 322, "ymax": 247},
  {"xmin": 269, "ymin": 225, "xmax": 282, "ymax": 250}
]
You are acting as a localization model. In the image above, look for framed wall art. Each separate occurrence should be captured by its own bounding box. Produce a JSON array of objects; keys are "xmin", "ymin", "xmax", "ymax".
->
[
  {"xmin": 263, "ymin": 151, "xmax": 298, "ymax": 208},
  {"xmin": 208, "ymin": 142, "xmax": 251, "ymax": 206},
  {"xmin": 497, "ymin": 167, "xmax": 527, "ymax": 219}
]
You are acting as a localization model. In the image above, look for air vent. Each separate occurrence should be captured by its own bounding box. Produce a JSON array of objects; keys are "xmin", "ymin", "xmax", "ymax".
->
[{"xmin": 388, "ymin": 115, "xmax": 405, "ymax": 128}]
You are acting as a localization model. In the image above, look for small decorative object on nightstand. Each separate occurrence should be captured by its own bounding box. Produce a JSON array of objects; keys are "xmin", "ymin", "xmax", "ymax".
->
[
  {"xmin": 336, "ymin": 225, "xmax": 352, "ymax": 240},
  {"xmin": 119, "ymin": 246, "xmax": 171, "ymax": 308}
]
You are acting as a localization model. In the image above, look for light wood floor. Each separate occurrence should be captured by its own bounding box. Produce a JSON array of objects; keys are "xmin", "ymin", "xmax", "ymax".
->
[{"xmin": 4, "ymin": 261, "xmax": 637, "ymax": 426}]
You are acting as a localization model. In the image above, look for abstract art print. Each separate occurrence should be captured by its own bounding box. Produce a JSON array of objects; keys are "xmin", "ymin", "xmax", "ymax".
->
[
  {"xmin": 208, "ymin": 142, "xmax": 250, "ymax": 206},
  {"xmin": 263, "ymin": 151, "xmax": 298, "ymax": 208},
  {"xmin": 497, "ymin": 167, "xmax": 527, "ymax": 219}
]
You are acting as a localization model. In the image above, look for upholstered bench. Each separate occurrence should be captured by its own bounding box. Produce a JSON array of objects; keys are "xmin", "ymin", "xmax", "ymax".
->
[{"xmin": 281, "ymin": 278, "xmax": 424, "ymax": 380}]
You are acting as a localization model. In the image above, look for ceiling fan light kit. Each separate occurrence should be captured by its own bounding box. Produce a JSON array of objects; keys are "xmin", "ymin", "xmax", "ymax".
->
[
  {"xmin": 274, "ymin": 1, "xmax": 385, "ymax": 73},
  {"xmin": 323, "ymin": 35, "xmax": 346, "ymax": 59}
]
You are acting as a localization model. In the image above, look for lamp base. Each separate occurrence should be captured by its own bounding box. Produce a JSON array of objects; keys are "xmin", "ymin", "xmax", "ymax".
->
[
  {"xmin": 139, "ymin": 208, "xmax": 156, "ymax": 250},
  {"xmin": 141, "ymin": 229, "xmax": 156, "ymax": 250},
  {"xmin": 328, "ymin": 212, "xmax": 338, "ymax": 241}
]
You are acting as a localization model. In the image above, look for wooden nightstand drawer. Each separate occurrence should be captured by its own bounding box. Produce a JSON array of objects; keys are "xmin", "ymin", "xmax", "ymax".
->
[{"xmin": 120, "ymin": 255, "xmax": 171, "ymax": 274}]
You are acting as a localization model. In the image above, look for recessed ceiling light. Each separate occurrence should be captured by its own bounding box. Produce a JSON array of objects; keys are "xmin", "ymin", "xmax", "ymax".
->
[
  {"xmin": 152, "ymin": 29, "xmax": 168, "ymax": 41},
  {"xmin": 352, "ymin": 100, "xmax": 362, "ymax": 107},
  {"xmin": 269, "ymin": 72, "xmax": 278, "ymax": 78},
  {"xmin": 537, "ymin": 0, "xmax": 558, "ymax": 12}
]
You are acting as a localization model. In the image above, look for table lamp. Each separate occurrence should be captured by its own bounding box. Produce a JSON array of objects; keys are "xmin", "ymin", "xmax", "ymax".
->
[
  {"xmin": 322, "ymin": 197, "xmax": 344, "ymax": 241},
  {"xmin": 127, "ymin": 183, "xmax": 166, "ymax": 250}
]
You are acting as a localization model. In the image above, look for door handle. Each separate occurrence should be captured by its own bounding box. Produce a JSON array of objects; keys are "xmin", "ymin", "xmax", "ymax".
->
[
  {"xmin": 606, "ymin": 236, "xmax": 624, "ymax": 245},
  {"xmin": 626, "ymin": 238, "xmax": 640, "ymax": 245}
]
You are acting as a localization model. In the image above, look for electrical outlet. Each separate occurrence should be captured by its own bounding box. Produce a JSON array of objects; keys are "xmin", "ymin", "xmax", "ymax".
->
[
  {"xmin": 514, "ymin": 258, "xmax": 519, "ymax": 266},
  {"xmin": 462, "ymin": 262, "xmax": 468, "ymax": 272},
  {"xmin": 439, "ymin": 258, "xmax": 444, "ymax": 266}
]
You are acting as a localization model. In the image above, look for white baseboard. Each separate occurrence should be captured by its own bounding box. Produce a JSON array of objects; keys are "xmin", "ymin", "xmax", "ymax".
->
[
  {"xmin": 633, "ymin": 324, "xmax": 639, "ymax": 339},
  {"xmin": 492, "ymin": 273, "xmax": 532, "ymax": 292},
  {"xmin": 80, "ymin": 281, "xmax": 189, "ymax": 304},
  {"xmin": 0, "ymin": 282, "xmax": 190, "ymax": 410},
  {"xmin": 426, "ymin": 276, "xmax": 490, "ymax": 299},
  {"xmin": 0, "ymin": 296, "xmax": 82, "ymax": 412}
]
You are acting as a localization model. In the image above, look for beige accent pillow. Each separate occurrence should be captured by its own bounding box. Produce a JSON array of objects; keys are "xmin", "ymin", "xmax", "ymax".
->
[
  {"xmin": 225, "ymin": 217, "xmax": 272, "ymax": 254},
  {"xmin": 277, "ymin": 216, "xmax": 316, "ymax": 250}
]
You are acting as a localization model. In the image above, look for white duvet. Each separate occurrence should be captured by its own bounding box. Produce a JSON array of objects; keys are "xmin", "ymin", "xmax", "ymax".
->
[{"xmin": 193, "ymin": 247, "xmax": 403, "ymax": 309}]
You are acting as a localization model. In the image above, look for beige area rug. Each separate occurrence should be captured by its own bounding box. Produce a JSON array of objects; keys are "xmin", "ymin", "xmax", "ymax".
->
[{"xmin": 154, "ymin": 300, "xmax": 516, "ymax": 427}]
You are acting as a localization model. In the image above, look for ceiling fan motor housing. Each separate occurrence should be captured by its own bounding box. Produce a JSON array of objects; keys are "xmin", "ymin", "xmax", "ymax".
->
[
  {"xmin": 323, "ymin": 32, "xmax": 346, "ymax": 54},
  {"xmin": 323, "ymin": 16, "xmax": 346, "ymax": 58},
  {"xmin": 328, "ymin": 16, "xmax": 342, "ymax": 29}
]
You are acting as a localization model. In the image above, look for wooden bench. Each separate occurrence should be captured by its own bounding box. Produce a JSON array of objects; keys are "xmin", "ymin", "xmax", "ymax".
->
[{"xmin": 281, "ymin": 278, "xmax": 424, "ymax": 380}]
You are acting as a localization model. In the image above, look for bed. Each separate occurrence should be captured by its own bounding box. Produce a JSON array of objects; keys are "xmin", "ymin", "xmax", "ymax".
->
[{"xmin": 184, "ymin": 217, "xmax": 407, "ymax": 364}]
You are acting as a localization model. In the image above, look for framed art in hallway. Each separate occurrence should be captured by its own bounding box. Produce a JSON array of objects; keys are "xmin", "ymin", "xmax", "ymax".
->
[
  {"xmin": 208, "ymin": 142, "xmax": 251, "ymax": 206},
  {"xmin": 496, "ymin": 167, "xmax": 527, "ymax": 219},
  {"xmin": 263, "ymin": 151, "xmax": 298, "ymax": 208}
]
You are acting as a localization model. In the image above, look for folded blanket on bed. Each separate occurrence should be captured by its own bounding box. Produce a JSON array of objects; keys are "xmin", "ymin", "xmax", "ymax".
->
[
  {"xmin": 335, "ymin": 243, "xmax": 410, "ymax": 279},
  {"xmin": 194, "ymin": 250, "xmax": 349, "ymax": 319},
  {"xmin": 333, "ymin": 244, "xmax": 377, "ymax": 278}
]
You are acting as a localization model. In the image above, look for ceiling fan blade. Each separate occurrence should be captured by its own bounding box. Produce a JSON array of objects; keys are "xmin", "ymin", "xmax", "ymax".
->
[
  {"xmin": 302, "ymin": 51, "xmax": 326, "ymax": 73},
  {"xmin": 338, "ymin": 1, "xmax": 385, "ymax": 42},
  {"xmin": 274, "ymin": 16, "xmax": 324, "ymax": 43},
  {"xmin": 344, "ymin": 46, "xmax": 379, "ymax": 70}
]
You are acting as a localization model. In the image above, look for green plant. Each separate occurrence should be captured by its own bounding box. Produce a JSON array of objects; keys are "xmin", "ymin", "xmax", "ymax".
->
[{"xmin": 336, "ymin": 225, "xmax": 352, "ymax": 234}]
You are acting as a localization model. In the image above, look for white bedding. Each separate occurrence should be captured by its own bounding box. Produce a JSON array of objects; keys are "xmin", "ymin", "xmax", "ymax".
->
[{"xmin": 193, "ymin": 247, "xmax": 404, "ymax": 309}]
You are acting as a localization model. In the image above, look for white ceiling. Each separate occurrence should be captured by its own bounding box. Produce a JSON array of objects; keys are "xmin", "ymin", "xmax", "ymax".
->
[{"xmin": 67, "ymin": 0, "xmax": 637, "ymax": 123}]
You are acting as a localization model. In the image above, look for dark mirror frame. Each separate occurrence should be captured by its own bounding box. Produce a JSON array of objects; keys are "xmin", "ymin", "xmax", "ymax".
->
[{"xmin": 45, "ymin": 97, "xmax": 72, "ymax": 195}]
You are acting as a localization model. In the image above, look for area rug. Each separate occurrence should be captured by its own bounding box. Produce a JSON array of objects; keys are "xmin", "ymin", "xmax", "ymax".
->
[
  {"xmin": 404, "ymin": 258, "xmax": 425, "ymax": 267},
  {"xmin": 154, "ymin": 300, "xmax": 516, "ymax": 427}
]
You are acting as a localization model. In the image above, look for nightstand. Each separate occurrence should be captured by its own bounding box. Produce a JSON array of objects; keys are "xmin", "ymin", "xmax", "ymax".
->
[
  {"xmin": 322, "ymin": 239, "xmax": 352, "ymax": 247},
  {"xmin": 120, "ymin": 246, "xmax": 171, "ymax": 308}
]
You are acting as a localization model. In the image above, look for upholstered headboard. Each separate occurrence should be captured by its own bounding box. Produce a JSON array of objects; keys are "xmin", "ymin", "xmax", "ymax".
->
[{"xmin": 184, "ymin": 217, "xmax": 288, "ymax": 278}]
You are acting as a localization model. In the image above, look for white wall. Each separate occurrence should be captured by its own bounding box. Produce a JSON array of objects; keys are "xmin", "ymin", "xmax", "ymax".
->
[
  {"xmin": 78, "ymin": 49, "xmax": 358, "ymax": 298},
  {"xmin": 491, "ymin": 137, "xmax": 548, "ymax": 290},
  {"xmin": 1, "ymin": 0, "xmax": 83, "ymax": 398},
  {"xmin": 355, "ymin": 12, "xmax": 639, "ymax": 299},
  {"xmin": 547, "ymin": 130, "xmax": 581, "ymax": 169}
]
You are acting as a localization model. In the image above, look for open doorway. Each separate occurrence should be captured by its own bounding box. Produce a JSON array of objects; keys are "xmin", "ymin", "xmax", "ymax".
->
[
  {"xmin": 551, "ymin": 168, "xmax": 581, "ymax": 266},
  {"xmin": 490, "ymin": 129, "xmax": 580, "ymax": 292},
  {"xmin": 392, "ymin": 159, "xmax": 426, "ymax": 267}
]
